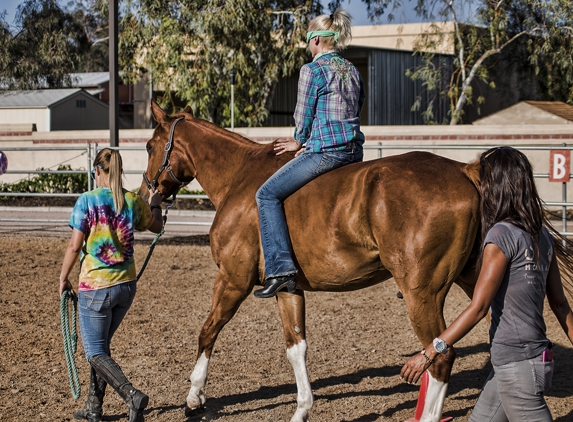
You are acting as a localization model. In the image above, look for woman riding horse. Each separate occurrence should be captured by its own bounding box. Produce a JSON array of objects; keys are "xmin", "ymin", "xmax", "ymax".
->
[{"xmin": 254, "ymin": 9, "xmax": 365, "ymax": 298}]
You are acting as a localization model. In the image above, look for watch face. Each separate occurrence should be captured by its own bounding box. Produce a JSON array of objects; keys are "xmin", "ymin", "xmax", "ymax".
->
[{"xmin": 434, "ymin": 338, "xmax": 447, "ymax": 353}]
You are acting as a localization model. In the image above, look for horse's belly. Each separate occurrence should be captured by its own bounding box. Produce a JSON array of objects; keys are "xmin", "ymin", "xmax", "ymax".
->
[{"xmin": 301, "ymin": 262, "xmax": 392, "ymax": 292}]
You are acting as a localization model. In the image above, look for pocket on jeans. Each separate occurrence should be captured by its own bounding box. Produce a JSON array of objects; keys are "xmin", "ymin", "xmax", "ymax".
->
[
  {"xmin": 315, "ymin": 153, "xmax": 351, "ymax": 175},
  {"xmin": 531, "ymin": 359, "xmax": 554, "ymax": 395},
  {"xmin": 82, "ymin": 289, "xmax": 110, "ymax": 312}
]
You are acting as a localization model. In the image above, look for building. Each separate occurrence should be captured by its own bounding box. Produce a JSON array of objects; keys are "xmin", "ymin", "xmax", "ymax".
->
[
  {"xmin": 0, "ymin": 89, "xmax": 109, "ymax": 131},
  {"xmin": 473, "ymin": 101, "xmax": 573, "ymax": 125}
]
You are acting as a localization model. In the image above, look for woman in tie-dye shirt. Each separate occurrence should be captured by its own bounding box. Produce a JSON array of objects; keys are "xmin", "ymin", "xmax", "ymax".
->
[{"xmin": 59, "ymin": 148, "xmax": 163, "ymax": 422}]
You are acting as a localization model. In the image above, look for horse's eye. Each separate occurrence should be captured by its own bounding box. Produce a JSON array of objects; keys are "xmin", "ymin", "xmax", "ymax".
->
[{"xmin": 146, "ymin": 143, "xmax": 152, "ymax": 153}]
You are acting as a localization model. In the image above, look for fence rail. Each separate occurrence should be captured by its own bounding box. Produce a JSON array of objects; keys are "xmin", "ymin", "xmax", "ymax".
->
[{"xmin": 1, "ymin": 143, "xmax": 571, "ymax": 233}]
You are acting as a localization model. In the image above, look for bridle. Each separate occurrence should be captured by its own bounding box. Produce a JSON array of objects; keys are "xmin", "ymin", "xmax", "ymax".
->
[{"xmin": 143, "ymin": 116, "xmax": 187, "ymax": 194}]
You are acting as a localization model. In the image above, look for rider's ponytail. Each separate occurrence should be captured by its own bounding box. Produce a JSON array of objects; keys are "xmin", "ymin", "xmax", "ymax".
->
[
  {"xmin": 93, "ymin": 148, "xmax": 125, "ymax": 213},
  {"xmin": 308, "ymin": 9, "xmax": 353, "ymax": 51}
]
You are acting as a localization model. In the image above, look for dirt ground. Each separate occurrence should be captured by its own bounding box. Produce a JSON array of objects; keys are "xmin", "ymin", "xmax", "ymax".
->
[{"xmin": 1, "ymin": 231, "xmax": 572, "ymax": 422}]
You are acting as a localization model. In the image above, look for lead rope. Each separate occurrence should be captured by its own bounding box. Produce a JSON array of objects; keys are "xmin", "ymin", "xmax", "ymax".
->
[
  {"xmin": 60, "ymin": 290, "xmax": 81, "ymax": 399},
  {"xmin": 61, "ymin": 204, "xmax": 172, "ymax": 399}
]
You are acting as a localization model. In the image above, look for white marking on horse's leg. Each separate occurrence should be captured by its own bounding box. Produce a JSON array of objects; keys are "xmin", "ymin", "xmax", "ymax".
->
[
  {"xmin": 286, "ymin": 340, "xmax": 313, "ymax": 422},
  {"xmin": 186, "ymin": 352, "xmax": 209, "ymax": 409},
  {"xmin": 418, "ymin": 371, "xmax": 448, "ymax": 422}
]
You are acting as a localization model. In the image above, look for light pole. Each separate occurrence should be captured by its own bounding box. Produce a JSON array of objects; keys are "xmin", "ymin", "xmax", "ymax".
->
[
  {"xmin": 230, "ymin": 70, "xmax": 235, "ymax": 131},
  {"xmin": 109, "ymin": 0, "xmax": 119, "ymax": 147}
]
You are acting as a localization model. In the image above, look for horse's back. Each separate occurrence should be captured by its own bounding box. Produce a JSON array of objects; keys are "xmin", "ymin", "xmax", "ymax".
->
[{"xmin": 285, "ymin": 151, "xmax": 480, "ymax": 290}]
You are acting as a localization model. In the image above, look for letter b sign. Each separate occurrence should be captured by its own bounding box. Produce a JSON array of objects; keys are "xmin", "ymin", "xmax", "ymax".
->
[{"xmin": 549, "ymin": 150, "xmax": 570, "ymax": 182}]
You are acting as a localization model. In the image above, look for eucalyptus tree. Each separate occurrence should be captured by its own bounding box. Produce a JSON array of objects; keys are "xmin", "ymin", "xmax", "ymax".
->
[
  {"xmin": 120, "ymin": 0, "xmax": 321, "ymax": 127},
  {"xmin": 1, "ymin": 0, "xmax": 90, "ymax": 89},
  {"xmin": 360, "ymin": 0, "xmax": 573, "ymax": 124}
]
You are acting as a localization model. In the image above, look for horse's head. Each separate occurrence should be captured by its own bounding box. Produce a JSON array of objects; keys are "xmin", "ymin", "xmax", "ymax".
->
[{"xmin": 139, "ymin": 100, "xmax": 196, "ymax": 201}]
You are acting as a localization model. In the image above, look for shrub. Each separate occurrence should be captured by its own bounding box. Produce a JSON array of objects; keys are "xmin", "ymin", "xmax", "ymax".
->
[{"xmin": 0, "ymin": 165, "xmax": 88, "ymax": 194}]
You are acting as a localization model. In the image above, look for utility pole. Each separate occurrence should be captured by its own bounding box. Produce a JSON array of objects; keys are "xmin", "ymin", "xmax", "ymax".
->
[
  {"xmin": 230, "ymin": 70, "xmax": 235, "ymax": 131},
  {"xmin": 109, "ymin": 0, "xmax": 119, "ymax": 147}
]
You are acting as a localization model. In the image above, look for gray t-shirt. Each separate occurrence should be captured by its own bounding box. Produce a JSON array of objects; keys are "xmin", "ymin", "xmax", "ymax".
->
[{"xmin": 484, "ymin": 221, "xmax": 553, "ymax": 366}]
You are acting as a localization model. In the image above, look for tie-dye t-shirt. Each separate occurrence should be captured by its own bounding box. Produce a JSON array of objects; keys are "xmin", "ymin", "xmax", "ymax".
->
[{"xmin": 69, "ymin": 187, "xmax": 153, "ymax": 291}]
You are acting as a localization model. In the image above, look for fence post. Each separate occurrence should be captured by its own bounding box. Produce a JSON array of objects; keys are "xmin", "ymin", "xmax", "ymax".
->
[
  {"xmin": 378, "ymin": 141, "xmax": 382, "ymax": 159},
  {"xmin": 87, "ymin": 143, "xmax": 92, "ymax": 191},
  {"xmin": 563, "ymin": 143, "xmax": 567, "ymax": 246}
]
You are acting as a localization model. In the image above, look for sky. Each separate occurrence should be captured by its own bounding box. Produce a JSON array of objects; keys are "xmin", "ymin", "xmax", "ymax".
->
[{"xmin": 1, "ymin": 0, "xmax": 428, "ymax": 28}]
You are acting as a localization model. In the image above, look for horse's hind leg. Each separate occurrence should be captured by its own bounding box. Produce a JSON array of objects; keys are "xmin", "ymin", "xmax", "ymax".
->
[
  {"xmin": 276, "ymin": 290, "xmax": 312, "ymax": 422},
  {"xmin": 185, "ymin": 268, "xmax": 253, "ymax": 415},
  {"xmin": 397, "ymin": 273, "xmax": 456, "ymax": 422}
]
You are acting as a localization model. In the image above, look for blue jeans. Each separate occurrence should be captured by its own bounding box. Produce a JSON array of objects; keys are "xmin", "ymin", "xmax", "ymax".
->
[
  {"xmin": 256, "ymin": 144, "xmax": 363, "ymax": 278},
  {"xmin": 469, "ymin": 354, "xmax": 554, "ymax": 422},
  {"xmin": 78, "ymin": 281, "xmax": 137, "ymax": 362}
]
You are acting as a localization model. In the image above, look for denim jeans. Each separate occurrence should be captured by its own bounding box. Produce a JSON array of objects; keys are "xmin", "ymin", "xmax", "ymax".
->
[
  {"xmin": 78, "ymin": 281, "xmax": 137, "ymax": 362},
  {"xmin": 468, "ymin": 354, "xmax": 554, "ymax": 422},
  {"xmin": 256, "ymin": 144, "xmax": 363, "ymax": 278}
]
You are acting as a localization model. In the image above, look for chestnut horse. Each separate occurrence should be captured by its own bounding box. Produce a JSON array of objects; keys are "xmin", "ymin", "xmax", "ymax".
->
[{"xmin": 140, "ymin": 101, "xmax": 482, "ymax": 422}]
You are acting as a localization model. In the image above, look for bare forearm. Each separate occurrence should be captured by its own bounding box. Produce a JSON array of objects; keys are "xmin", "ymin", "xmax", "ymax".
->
[{"xmin": 550, "ymin": 299, "xmax": 573, "ymax": 346}]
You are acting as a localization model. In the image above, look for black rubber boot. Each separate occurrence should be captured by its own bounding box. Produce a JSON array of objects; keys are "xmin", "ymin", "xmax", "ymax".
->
[
  {"xmin": 254, "ymin": 275, "xmax": 296, "ymax": 298},
  {"xmin": 90, "ymin": 354, "xmax": 149, "ymax": 422},
  {"xmin": 73, "ymin": 366, "xmax": 107, "ymax": 422}
]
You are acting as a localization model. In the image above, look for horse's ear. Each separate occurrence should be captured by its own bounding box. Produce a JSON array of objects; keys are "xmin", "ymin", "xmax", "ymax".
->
[
  {"xmin": 183, "ymin": 105, "xmax": 194, "ymax": 116},
  {"xmin": 151, "ymin": 99, "xmax": 167, "ymax": 123}
]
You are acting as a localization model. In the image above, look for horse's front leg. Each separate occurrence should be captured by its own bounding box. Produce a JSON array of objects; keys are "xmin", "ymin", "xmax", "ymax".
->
[
  {"xmin": 185, "ymin": 268, "xmax": 253, "ymax": 416},
  {"xmin": 276, "ymin": 289, "xmax": 313, "ymax": 422}
]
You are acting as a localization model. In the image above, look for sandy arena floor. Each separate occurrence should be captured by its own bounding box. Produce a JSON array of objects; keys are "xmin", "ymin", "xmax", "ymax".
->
[{"xmin": 1, "ymin": 232, "xmax": 572, "ymax": 421}]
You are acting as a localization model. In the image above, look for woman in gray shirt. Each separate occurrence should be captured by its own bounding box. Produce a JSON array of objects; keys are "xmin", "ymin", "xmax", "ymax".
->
[{"xmin": 401, "ymin": 146, "xmax": 573, "ymax": 421}]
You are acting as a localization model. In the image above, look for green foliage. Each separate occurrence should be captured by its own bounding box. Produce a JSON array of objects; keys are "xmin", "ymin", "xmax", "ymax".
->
[
  {"xmin": 0, "ymin": 165, "xmax": 88, "ymax": 194},
  {"xmin": 0, "ymin": 0, "xmax": 109, "ymax": 89},
  {"xmin": 179, "ymin": 187, "xmax": 206, "ymax": 196},
  {"xmin": 119, "ymin": 0, "xmax": 321, "ymax": 127}
]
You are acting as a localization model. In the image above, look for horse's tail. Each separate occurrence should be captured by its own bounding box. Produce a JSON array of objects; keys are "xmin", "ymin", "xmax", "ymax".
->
[{"xmin": 462, "ymin": 159, "xmax": 481, "ymax": 192}]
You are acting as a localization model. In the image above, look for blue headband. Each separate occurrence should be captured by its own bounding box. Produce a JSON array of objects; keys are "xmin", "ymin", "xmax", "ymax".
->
[{"xmin": 306, "ymin": 30, "xmax": 339, "ymax": 43}]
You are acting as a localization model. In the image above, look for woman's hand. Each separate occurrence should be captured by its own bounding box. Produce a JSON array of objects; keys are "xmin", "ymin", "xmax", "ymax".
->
[
  {"xmin": 274, "ymin": 138, "xmax": 302, "ymax": 156},
  {"xmin": 59, "ymin": 277, "xmax": 75, "ymax": 297},
  {"xmin": 401, "ymin": 348, "xmax": 434, "ymax": 384},
  {"xmin": 148, "ymin": 187, "xmax": 164, "ymax": 207}
]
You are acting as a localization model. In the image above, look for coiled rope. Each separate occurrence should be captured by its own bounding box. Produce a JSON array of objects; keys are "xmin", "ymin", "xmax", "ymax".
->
[{"xmin": 60, "ymin": 290, "xmax": 80, "ymax": 399}]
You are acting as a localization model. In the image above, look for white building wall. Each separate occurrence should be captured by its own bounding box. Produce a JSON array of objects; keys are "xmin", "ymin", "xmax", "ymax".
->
[{"xmin": 0, "ymin": 108, "xmax": 49, "ymax": 132}]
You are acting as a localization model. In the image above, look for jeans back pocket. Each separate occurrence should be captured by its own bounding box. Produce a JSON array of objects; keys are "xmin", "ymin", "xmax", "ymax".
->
[
  {"xmin": 81, "ymin": 289, "xmax": 110, "ymax": 312},
  {"xmin": 531, "ymin": 359, "xmax": 554, "ymax": 395}
]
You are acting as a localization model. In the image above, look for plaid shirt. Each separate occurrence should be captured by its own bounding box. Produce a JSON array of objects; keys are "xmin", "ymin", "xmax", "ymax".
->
[{"xmin": 293, "ymin": 51, "xmax": 365, "ymax": 152}]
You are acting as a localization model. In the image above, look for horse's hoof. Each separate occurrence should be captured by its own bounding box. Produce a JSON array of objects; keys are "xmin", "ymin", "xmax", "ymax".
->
[{"xmin": 185, "ymin": 404, "xmax": 206, "ymax": 418}]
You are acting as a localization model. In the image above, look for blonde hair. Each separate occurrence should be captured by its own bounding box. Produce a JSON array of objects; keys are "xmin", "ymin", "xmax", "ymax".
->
[
  {"xmin": 93, "ymin": 148, "xmax": 125, "ymax": 212},
  {"xmin": 308, "ymin": 9, "xmax": 353, "ymax": 51}
]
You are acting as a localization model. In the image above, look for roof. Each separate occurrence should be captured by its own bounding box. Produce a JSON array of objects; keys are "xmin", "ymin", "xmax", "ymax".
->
[
  {"xmin": 525, "ymin": 101, "xmax": 573, "ymax": 123},
  {"xmin": 0, "ymin": 89, "xmax": 84, "ymax": 108},
  {"xmin": 69, "ymin": 72, "xmax": 110, "ymax": 87}
]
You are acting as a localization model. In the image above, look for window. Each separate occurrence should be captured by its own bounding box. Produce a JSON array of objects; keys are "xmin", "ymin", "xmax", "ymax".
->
[{"xmin": 76, "ymin": 99, "xmax": 87, "ymax": 108}]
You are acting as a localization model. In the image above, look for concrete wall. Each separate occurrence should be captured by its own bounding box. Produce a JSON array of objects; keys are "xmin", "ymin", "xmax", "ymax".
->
[{"xmin": 1, "ymin": 124, "xmax": 572, "ymax": 207}]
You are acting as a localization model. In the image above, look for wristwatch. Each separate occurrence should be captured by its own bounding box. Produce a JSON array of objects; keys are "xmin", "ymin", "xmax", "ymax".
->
[{"xmin": 433, "ymin": 337, "xmax": 449, "ymax": 354}]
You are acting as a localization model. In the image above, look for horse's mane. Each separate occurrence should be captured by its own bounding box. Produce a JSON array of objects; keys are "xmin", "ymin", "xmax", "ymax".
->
[{"xmin": 176, "ymin": 113, "xmax": 261, "ymax": 148}]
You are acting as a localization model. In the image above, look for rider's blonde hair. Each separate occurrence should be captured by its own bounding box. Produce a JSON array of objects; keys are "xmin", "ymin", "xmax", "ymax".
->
[
  {"xmin": 308, "ymin": 9, "xmax": 353, "ymax": 51},
  {"xmin": 94, "ymin": 148, "xmax": 125, "ymax": 212}
]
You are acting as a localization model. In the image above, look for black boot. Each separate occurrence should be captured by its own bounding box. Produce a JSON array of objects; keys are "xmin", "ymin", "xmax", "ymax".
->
[
  {"xmin": 90, "ymin": 354, "xmax": 149, "ymax": 422},
  {"xmin": 254, "ymin": 275, "xmax": 296, "ymax": 298},
  {"xmin": 73, "ymin": 366, "xmax": 107, "ymax": 422}
]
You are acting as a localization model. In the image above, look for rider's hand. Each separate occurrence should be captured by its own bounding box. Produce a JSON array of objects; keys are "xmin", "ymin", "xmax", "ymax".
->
[
  {"xmin": 148, "ymin": 187, "xmax": 164, "ymax": 207},
  {"xmin": 274, "ymin": 138, "xmax": 302, "ymax": 156}
]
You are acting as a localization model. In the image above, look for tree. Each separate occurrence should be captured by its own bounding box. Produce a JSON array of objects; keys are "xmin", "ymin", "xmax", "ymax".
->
[
  {"xmin": 1, "ymin": 0, "xmax": 90, "ymax": 89},
  {"xmin": 361, "ymin": 0, "xmax": 573, "ymax": 124},
  {"xmin": 120, "ymin": 0, "xmax": 321, "ymax": 126}
]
